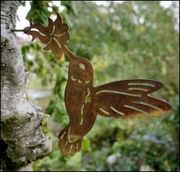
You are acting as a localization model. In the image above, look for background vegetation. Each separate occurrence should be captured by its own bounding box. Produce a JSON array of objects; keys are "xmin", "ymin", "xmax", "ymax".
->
[{"xmin": 18, "ymin": 1, "xmax": 179, "ymax": 171}]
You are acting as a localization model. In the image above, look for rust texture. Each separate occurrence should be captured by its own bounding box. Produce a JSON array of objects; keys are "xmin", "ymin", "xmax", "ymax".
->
[{"xmin": 19, "ymin": 13, "xmax": 171, "ymax": 156}]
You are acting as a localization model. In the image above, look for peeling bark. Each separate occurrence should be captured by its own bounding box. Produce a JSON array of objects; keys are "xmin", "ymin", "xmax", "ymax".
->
[{"xmin": 1, "ymin": 1, "xmax": 52, "ymax": 170}]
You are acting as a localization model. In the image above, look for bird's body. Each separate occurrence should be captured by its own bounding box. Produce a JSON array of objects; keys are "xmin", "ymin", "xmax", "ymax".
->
[
  {"xmin": 65, "ymin": 57, "xmax": 96, "ymax": 140},
  {"xmin": 58, "ymin": 57, "xmax": 97, "ymax": 155}
]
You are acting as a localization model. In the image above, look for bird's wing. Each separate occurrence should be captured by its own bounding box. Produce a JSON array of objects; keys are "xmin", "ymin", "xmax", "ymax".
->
[
  {"xmin": 58, "ymin": 125, "xmax": 82, "ymax": 156},
  {"xmin": 94, "ymin": 79, "xmax": 171, "ymax": 118}
]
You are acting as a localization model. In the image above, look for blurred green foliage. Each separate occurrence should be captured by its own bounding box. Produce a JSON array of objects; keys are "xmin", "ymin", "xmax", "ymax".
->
[{"xmin": 20, "ymin": 1, "xmax": 179, "ymax": 171}]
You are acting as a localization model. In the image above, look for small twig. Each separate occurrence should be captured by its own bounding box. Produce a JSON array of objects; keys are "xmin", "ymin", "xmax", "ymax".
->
[{"xmin": 11, "ymin": 29, "xmax": 26, "ymax": 32}]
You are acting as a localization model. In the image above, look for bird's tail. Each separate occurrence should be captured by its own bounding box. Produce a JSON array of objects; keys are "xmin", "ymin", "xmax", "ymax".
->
[{"xmin": 58, "ymin": 125, "xmax": 82, "ymax": 156}]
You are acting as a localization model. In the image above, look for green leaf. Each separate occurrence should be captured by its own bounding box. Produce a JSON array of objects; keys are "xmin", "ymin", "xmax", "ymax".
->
[{"xmin": 82, "ymin": 138, "xmax": 91, "ymax": 152}]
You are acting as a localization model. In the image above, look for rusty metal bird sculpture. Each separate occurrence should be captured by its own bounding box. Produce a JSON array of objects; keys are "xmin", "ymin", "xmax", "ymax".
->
[{"xmin": 13, "ymin": 13, "xmax": 171, "ymax": 156}]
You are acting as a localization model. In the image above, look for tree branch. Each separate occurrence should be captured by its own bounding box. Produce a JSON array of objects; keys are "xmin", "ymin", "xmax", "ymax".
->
[{"xmin": 1, "ymin": 1, "xmax": 52, "ymax": 170}]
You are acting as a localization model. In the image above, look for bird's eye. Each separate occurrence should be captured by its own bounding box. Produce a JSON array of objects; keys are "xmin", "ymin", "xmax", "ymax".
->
[{"xmin": 79, "ymin": 63, "xmax": 85, "ymax": 70}]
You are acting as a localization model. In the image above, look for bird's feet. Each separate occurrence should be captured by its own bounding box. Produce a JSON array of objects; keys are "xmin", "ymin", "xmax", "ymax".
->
[{"xmin": 58, "ymin": 125, "xmax": 82, "ymax": 156}]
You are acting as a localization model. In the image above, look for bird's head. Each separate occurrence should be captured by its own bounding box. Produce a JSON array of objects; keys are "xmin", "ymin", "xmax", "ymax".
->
[{"xmin": 68, "ymin": 57, "xmax": 94, "ymax": 85}]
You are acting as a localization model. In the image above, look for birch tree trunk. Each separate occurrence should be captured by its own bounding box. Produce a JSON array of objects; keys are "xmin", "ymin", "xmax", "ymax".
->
[{"xmin": 1, "ymin": 1, "xmax": 52, "ymax": 170}]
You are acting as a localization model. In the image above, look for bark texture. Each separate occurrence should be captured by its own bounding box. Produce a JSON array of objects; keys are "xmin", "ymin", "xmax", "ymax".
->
[{"xmin": 1, "ymin": 1, "xmax": 52, "ymax": 170}]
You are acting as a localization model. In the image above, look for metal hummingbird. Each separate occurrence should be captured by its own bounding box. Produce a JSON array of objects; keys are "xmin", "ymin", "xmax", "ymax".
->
[{"xmin": 14, "ymin": 13, "xmax": 171, "ymax": 156}]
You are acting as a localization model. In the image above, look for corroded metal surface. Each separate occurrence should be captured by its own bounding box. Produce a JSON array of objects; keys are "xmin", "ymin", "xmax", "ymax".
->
[{"xmin": 18, "ymin": 13, "xmax": 171, "ymax": 156}]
